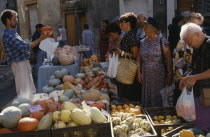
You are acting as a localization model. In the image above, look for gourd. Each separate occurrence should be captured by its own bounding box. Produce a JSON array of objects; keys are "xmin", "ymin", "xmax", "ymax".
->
[
  {"xmin": 0, "ymin": 106, "xmax": 22, "ymax": 128},
  {"xmin": 37, "ymin": 114, "xmax": 53, "ymax": 130},
  {"xmin": 130, "ymin": 134, "xmax": 139, "ymax": 137},
  {"xmin": 140, "ymin": 120, "xmax": 151, "ymax": 131},
  {"xmin": 52, "ymin": 111, "xmax": 61, "ymax": 122},
  {"xmin": 67, "ymin": 121, "xmax": 79, "ymax": 127},
  {"xmin": 58, "ymin": 52, "xmax": 74, "ymax": 65},
  {"xmin": 63, "ymin": 75, "xmax": 75, "ymax": 83},
  {"xmin": 60, "ymin": 110, "xmax": 71, "ymax": 123},
  {"xmin": 121, "ymin": 117, "xmax": 134, "ymax": 126},
  {"xmin": 121, "ymin": 124, "xmax": 129, "ymax": 133},
  {"xmin": 17, "ymin": 117, "xmax": 38, "ymax": 131},
  {"xmin": 50, "ymin": 75, "xmax": 56, "ymax": 79},
  {"xmin": 135, "ymin": 128, "xmax": 145, "ymax": 136},
  {"xmin": 113, "ymin": 125, "xmax": 123, "ymax": 135},
  {"xmin": 42, "ymin": 86, "xmax": 54, "ymax": 94},
  {"xmin": 48, "ymin": 79, "xmax": 61, "ymax": 87},
  {"xmin": 55, "ymin": 84, "xmax": 64, "ymax": 90},
  {"xmin": 0, "ymin": 128, "xmax": 13, "ymax": 134},
  {"xmin": 52, "ymin": 56, "xmax": 60, "ymax": 65},
  {"xmin": 47, "ymin": 103, "xmax": 57, "ymax": 113},
  {"xmin": 133, "ymin": 117, "xmax": 143, "ymax": 124},
  {"xmin": 59, "ymin": 89, "xmax": 74, "ymax": 103},
  {"xmin": 11, "ymin": 98, "xmax": 30, "ymax": 107},
  {"xmin": 100, "ymin": 94, "xmax": 110, "ymax": 102},
  {"xmin": 54, "ymin": 121, "xmax": 66, "ymax": 129},
  {"xmin": 131, "ymin": 123, "xmax": 139, "ymax": 131},
  {"xmin": 18, "ymin": 103, "xmax": 31, "ymax": 117},
  {"xmin": 179, "ymin": 130, "xmax": 195, "ymax": 137},
  {"xmin": 82, "ymin": 89, "xmax": 101, "ymax": 101},
  {"xmin": 128, "ymin": 130, "xmax": 136, "ymax": 137},
  {"xmin": 61, "ymin": 101, "xmax": 78, "ymax": 111},
  {"xmin": 89, "ymin": 107, "xmax": 107, "ymax": 123},
  {"xmin": 71, "ymin": 108, "xmax": 92, "ymax": 125},
  {"xmin": 34, "ymin": 100, "xmax": 47, "ymax": 114},
  {"xmin": 68, "ymin": 82, "xmax": 81, "ymax": 95},
  {"xmin": 112, "ymin": 117, "xmax": 121, "ymax": 126},
  {"xmin": 49, "ymin": 90, "xmax": 64, "ymax": 101},
  {"xmin": 30, "ymin": 111, "xmax": 44, "ymax": 121},
  {"xmin": 54, "ymin": 68, "xmax": 68, "ymax": 79},
  {"xmin": 75, "ymin": 73, "xmax": 86, "ymax": 79}
]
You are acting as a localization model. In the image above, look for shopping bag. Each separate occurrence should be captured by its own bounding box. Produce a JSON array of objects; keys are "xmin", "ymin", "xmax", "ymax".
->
[
  {"xmin": 160, "ymin": 84, "xmax": 175, "ymax": 107},
  {"xmin": 176, "ymin": 87, "xmax": 196, "ymax": 122},
  {"xmin": 107, "ymin": 53, "xmax": 120, "ymax": 78},
  {"xmin": 39, "ymin": 38, "xmax": 59, "ymax": 56}
]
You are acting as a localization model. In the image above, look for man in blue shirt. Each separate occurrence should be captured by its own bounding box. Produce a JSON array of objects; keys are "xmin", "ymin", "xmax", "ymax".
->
[
  {"xmin": 82, "ymin": 24, "xmax": 95, "ymax": 56},
  {"xmin": 1, "ymin": 9, "xmax": 47, "ymax": 99},
  {"xmin": 32, "ymin": 24, "xmax": 44, "ymax": 79}
]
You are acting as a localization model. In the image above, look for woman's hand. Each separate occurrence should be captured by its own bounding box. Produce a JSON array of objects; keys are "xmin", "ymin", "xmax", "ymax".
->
[
  {"xmin": 179, "ymin": 77, "xmax": 187, "ymax": 90},
  {"xmin": 113, "ymin": 48, "xmax": 122, "ymax": 55},
  {"xmin": 137, "ymin": 71, "xmax": 144, "ymax": 83}
]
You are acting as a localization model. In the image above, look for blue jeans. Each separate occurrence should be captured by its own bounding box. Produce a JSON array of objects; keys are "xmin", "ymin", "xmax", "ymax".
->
[{"xmin": 36, "ymin": 50, "xmax": 44, "ymax": 79}]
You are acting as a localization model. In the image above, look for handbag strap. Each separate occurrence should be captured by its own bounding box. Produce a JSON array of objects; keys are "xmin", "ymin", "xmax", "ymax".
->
[{"xmin": 160, "ymin": 37, "xmax": 167, "ymax": 77}]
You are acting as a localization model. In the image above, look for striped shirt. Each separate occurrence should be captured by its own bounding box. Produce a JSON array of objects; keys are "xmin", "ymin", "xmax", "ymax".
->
[{"xmin": 2, "ymin": 29, "xmax": 31, "ymax": 63}]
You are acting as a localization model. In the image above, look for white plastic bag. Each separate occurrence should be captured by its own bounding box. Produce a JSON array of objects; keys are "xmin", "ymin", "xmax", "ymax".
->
[
  {"xmin": 160, "ymin": 84, "xmax": 175, "ymax": 107},
  {"xmin": 107, "ymin": 53, "xmax": 120, "ymax": 78},
  {"xmin": 176, "ymin": 87, "xmax": 196, "ymax": 122},
  {"xmin": 39, "ymin": 38, "xmax": 59, "ymax": 56}
]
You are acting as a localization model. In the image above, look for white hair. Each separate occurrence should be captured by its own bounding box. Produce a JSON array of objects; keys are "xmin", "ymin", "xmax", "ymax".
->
[
  {"xmin": 180, "ymin": 22, "xmax": 202, "ymax": 40},
  {"xmin": 137, "ymin": 12, "xmax": 148, "ymax": 19}
]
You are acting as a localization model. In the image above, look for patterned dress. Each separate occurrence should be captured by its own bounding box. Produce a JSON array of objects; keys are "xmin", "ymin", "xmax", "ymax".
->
[
  {"xmin": 99, "ymin": 28, "xmax": 109, "ymax": 62},
  {"xmin": 140, "ymin": 35, "xmax": 168, "ymax": 107}
]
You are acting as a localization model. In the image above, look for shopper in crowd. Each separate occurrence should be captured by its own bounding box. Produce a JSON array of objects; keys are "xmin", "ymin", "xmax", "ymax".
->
[
  {"xmin": 82, "ymin": 24, "xmax": 95, "ymax": 56},
  {"xmin": 179, "ymin": 23, "xmax": 210, "ymax": 132},
  {"xmin": 106, "ymin": 22, "xmax": 121, "ymax": 54},
  {"xmin": 137, "ymin": 17, "xmax": 172, "ymax": 107},
  {"xmin": 1, "ymin": 9, "xmax": 47, "ymax": 99},
  {"xmin": 57, "ymin": 24, "xmax": 68, "ymax": 47},
  {"xmin": 185, "ymin": 12, "xmax": 204, "ymax": 25},
  {"xmin": 32, "ymin": 24, "xmax": 44, "ymax": 79},
  {"xmin": 99, "ymin": 19, "xmax": 109, "ymax": 62},
  {"xmin": 173, "ymin": 12, "xmax": 204, "ymax": 105},
  {"xmin": 136, "ymin": 12, "xmax": 147, "ymax": 46},
  {"xmin": 114, "ymin": 12, "xmax": 140, "ymax": 101},
  {"xmin": 168, "ymin": 15, "xmax": 184, "ymax": 55}
]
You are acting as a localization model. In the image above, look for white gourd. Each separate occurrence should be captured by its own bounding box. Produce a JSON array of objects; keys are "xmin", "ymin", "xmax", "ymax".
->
[
  {"xmin": 71, "ymin": 108, "xmax": 91, "ymax": 125},
  {"xmin": 89, "ymin": 107, "xmax": 107, "ymax": 123}
]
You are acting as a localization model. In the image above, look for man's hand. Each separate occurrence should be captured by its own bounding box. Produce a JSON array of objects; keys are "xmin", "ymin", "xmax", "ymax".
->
[
  {"xmin": 185, "ymin": 75, "xmax": 197, "ymax": 87},
  {"xmin": 179, "ymin": 77, "xmax": 187, "ymax": 90},
  {"xmin": 40, "ymin": 33, "xmax": 48, "ymax": 41},
  {"xmin": 137, "ymin": 71, "xmax": 144, "ymax": 83}
]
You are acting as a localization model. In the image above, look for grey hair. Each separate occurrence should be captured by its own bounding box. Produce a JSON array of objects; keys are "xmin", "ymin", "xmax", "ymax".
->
[
  {"xmin": 137, "ymin": 12, "xmax": 148, "ymax": 19},
  {"xmin": 180, "ymin": 23, "xmax": 202, "ymax": 40}
]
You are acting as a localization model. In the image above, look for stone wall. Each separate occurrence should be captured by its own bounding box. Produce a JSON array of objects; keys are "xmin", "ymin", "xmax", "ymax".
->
[
  {"xmin": 0, "ymin": 0, "xmax": 6, "ymax": 39},
  {"xmin": 86, "ymin": 0, "xmax": 120, "ymax": 54}
]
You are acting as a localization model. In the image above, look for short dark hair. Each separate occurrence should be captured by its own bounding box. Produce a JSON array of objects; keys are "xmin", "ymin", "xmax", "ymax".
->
[
  {"xmin": 84, "ymin": 24, "xmax": 89, "ymax": 29},
  {"xmin": 106, "ymin": 22, "xmax": 121, "ymax": 35},
  {"xmin": 102, "ymin": 19, "xmax": 110, "ymax": 25},
  {"xmin": 120, "ymin": 12, "xmax": 137, "ymax": 29},
  {"xmin": 35, "ymin": 24, "xmax": 44, "ymax": 29},
  {"xmin": 1, "ymin": 9, "xmax": 17, "ymax": 25},
  {"xmin": 172, "ymin": 15, "xmax": 183, "ymax": 25}
]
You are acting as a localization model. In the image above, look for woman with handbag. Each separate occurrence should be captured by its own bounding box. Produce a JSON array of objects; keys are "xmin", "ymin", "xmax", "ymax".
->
[
  {"xmin": 137, "ymin": 17, "xmax": 172, "ymax": 107},
  {"xmin": 114, "ymin": 12, "xmax": 141, "ymax": 101},
  {"xmin": 180, "ymin": 23, "xmax": 210, "ymax": 133}
]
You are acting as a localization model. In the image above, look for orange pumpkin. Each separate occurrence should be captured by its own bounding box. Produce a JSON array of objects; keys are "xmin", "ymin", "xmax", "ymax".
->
[
  {"xmin": 47, "ymin": 103, "xmax": 57, "ymax": 113},
  {"xmin": 17, "ymin": 117, "xmax": 38, "ymax": 131},
  {"xmin": 63, "ymin": 75, "xmax": 75, "ymax": 83},
  {"xmin": 30, "ymin": 111, "xmax": 44, "ymax": 121},
  {"xmin": 34, "ymin": 100, "xmax": 47, "ymax": 113},
  {"xmin": 0, "ymin": 128, "xmax": 13, "ymax": 134}
]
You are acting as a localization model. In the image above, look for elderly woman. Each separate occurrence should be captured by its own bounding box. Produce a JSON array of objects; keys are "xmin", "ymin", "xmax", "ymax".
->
[
  {"xmin": 137, "ymin": 17, "xmax": 172, "ymax": 107},
  {"xmin": 114, "ymin": 12, "xmax": 140, "ymax": 101},
  {"xmin": 180, "ymin": 23, "xmax": 210, "ymax": 133}
]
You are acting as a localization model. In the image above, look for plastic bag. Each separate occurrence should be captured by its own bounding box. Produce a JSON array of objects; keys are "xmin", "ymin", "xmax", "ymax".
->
[
  {"xmin": 160, "ymin": 84, "xmax": 175, "ymax": 107},
  {"xmin": 176, "ymin": 87, "xmax": 196, "ymax": 122},
  {"xmin": 39, "ymin": 38, "xmax": 59, "ymax": 56},
  {"xmin": 107, "ymin": 53, "xmax": 120, "ymax": 78}
]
